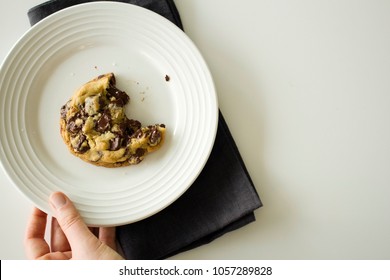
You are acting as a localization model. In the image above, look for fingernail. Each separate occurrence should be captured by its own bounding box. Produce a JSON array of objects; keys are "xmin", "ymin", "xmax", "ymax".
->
[{"xmin": 50, "ymin": 192, "xmax": 67, "ymax": 210}]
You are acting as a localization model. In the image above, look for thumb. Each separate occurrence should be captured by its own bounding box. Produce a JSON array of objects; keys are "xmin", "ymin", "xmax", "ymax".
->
[{"xmin": 49, "ymin": 192, "xmax": 96, "ymax": 252}]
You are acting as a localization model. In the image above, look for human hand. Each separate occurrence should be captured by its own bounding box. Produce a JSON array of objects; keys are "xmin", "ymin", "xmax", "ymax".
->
[{"xmin": 25, "ymin": 192, "xmax": 124, "ymax": 260}]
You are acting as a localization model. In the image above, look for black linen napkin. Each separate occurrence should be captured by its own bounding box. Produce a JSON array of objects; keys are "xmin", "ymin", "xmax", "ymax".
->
[{"xmin": 28, "ymin": 0, "xmax": 263, "ymax": 260}]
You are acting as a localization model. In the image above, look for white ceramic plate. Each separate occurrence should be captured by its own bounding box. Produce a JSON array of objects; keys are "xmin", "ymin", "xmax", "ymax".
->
[{"xmin": 0, "ymin": 2, "xmax": 218, "ymax": 226}]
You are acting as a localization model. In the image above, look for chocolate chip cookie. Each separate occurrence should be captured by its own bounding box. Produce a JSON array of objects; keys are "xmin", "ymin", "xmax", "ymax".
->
[{"xmin": 60, "ymin": 73, "xmax": 166, "ymax": 167}]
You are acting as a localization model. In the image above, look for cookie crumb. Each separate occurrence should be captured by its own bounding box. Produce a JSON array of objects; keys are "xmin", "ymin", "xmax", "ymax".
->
[{"xmin": 165, "ymin": 75, "xmax": 170, "ymax": 82}]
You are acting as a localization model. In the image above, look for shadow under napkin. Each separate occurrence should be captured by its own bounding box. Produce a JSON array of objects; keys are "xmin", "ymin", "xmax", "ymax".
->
[{"xmin": 28, "ymin": 0, "xmax": 262, "ymax": 260}]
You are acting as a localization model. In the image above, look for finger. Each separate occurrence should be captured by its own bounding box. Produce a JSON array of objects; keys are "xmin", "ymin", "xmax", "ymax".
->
[
  {"xmin": 99, "ymin": 227, "xmax": 117, "ymax": 250},
  {"xmin": 49, "ymin": 192, "xmax": 97, "ymax": 252},
  {"xmin": 39, "ymin": 251, "xmax": 72, "ymax": 260},
  {"xmin": 24, "ymin": 207, "xmax": 50, "ymax": 259},
  {"xmin": 50, "ymin": 217, "xmax": 71, "ymax": 253}
]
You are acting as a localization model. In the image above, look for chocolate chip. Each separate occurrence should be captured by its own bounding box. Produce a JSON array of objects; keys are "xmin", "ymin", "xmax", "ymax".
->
[
  {"xmin": 160, "ymin": 124, "xmax": 166, "ymax": 128},
  {"xmin": 135, "ymin": 148, "xmax": 145, "ymax": 157},
  {"xmin": 109, "ymin": 73, "xmax": 116, "ymax": 85},
  {"xmin": 149, "ymin": 127, "xmax": 161, "ymax": 146},
  {"xmin": 134, "ymin": 129, "xmax": 143, "ymax": 139},
  {"xmin": 99, "ymin": 98, "xmax": 107, "ymax": 111},
  {"xmin": 78, "ymin": 144, "xmax": 89, "ymax": 154},
  {"xmin": 96, "ymin": 111, "xmax": 111, "ymax": 132},
  {"xmin": 143, "ymin": 128, "xmax": 152, "ymax": 138},
  {"xmin": 128, "ymin": 148, "xmax": 146, "ymax": 164},
  {"xmin": 109, "ymin": 136, "xmax": 122, "ymax": 151},
  {"xmin": 66, "ymin": 116, "xmax": 83, "ymax": 134},
  {"xmin": 110, "ymin": 98, "xmax": 125, "ymax": 107},
  {"xmin": 129, "ymin": 156, "xmax": 142, "ymax": 164},
  {"xmin": 60, "ymin": 105, "xmax": 68, "ymax": 119},
  {"xmin": 106, "ymin": 86, "xmax": 129, "ymax": 105},
  {"xmin": 123, "ymin": 135, "xmax": 132, "ymax": 147},
  {"xmin": 127, "ymin": 119, "xmax": 141, "ymax": 130},
  {"xmin": 75, "ymin": 134, "xmax": 89, "ymax": 153},
  {"xmin": 66, "ymin": 121, "xmax": 78, "ymax": 134}
]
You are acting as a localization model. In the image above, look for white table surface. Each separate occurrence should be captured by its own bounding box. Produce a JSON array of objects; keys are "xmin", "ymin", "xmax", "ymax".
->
[{"xmin": 1, "ymin": 0, "xmax": 390, "ymax": 260}]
